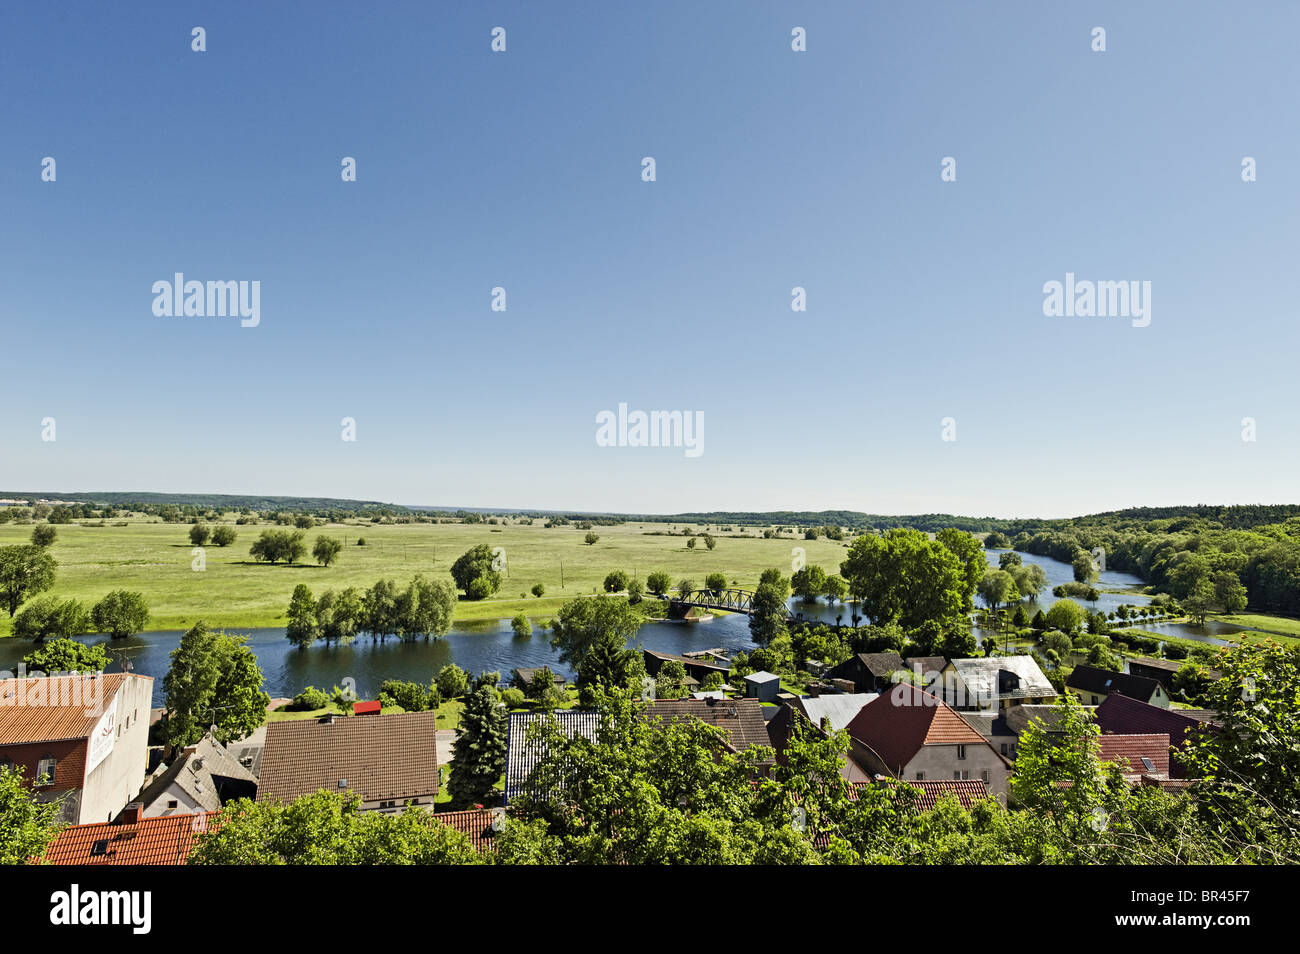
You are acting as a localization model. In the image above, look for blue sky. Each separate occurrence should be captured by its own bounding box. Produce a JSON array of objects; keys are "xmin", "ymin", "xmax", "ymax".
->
[{"xmin": 1, "ymin": 1, "xmax": 1297, "ymax": 518}]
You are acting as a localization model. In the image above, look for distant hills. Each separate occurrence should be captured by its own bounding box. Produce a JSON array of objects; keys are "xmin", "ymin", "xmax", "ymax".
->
[{"xmin": 4, "ymin": 492, "xmax": 1298, "ymax": 533}]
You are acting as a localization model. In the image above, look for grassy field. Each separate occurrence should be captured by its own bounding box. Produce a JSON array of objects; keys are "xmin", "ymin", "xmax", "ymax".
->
[{"xmin": 0, "ymin": 517, "xmax": 852, "ymax": 636}]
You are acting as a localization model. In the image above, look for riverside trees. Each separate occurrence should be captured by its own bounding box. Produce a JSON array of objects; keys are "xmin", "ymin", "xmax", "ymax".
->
[{"xmin": 284, "ymin": 574, "xmax": 456, "ymax": 646}]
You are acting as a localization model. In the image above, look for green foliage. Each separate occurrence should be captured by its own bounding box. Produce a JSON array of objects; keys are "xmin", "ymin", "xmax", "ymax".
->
[
  {"xmin": 437, "ymin": 663, "xmax": 470, "ymax": 699},
  {"xmin": 379, "ymin": 679, "xmax": 439, "ymax": 712},
  {"xmin": 584, "ymin": 532, "xmax": 600, "ymax": 546},
  {"xmin": 249, "ymin": 529, "xmax": 307, "ymax": 564},
  {"xmin": 602, "ymin": 570, "xmax": 631, "ymax": 593},
  {"xmin": 791, "ymin": 565, "xmax": 827, "ymax": 602},
  {"xmin": 189, "ymin": 523, "xmax": 211, "ymax": 546},
  {"xmin": 210, "ymin": 525, "xmax": 237, "ymax": 547},
  {"xmin": 550, "ymin": 594, "xmax": 641, "ymax": 668},
  {"xmin": 289, "ymin": 686, "xmax": 331, "ymax": 711},
  {"xmin": 0, "ymin": 544, "xmax": 58, "ymax": 617},
  {"xmin": 646, "ymin": 571, "xmax": 671, "ymax": 596},
  {"xmin": 0, "ymin": 765, "xmax": 64, "ymax": 865},
  {"xmin": 30, "ymin": 525, "xmax": 57, "ymax": 548},
  {"xmin": 510, "ymin": 612, "xmax": 531, "ymax": 637},
  {"xmin": 450, "ymin": 544, "xmax": 503, "ymax": 598},
  {"xmin": 160, "ymin": 622, "xmax": 270, "ymax": 747},
  {"xmin": 312, "ymin": 535, "xmax": 343, "ymax": 567},
  {"xmin": 189, "ymin": 791, "xmax": 482, "ymax": 864},
  {"xmin": 531, "ymin": 583, "xmax": 545, "ymax": 598},
  {"xmin": 22, "ymin": 638, "xmax": 109, "ymax": 674},
  {"xmin": 90, "ymin": 589, "xmax": 150, "ymax": 638},
  {"xmin": 705, "ymin": 572, "xmax": 728, "ymax": 592},
  {"xmin": 449, "ymin": 686, "xmax": 508, "ymax": 807},
  {"xmin": 1045, "ymin": 599, "xmax": 1086, "ymax": 634},
  {"xmin": 840, "ymin": 529, "xmax": 967, "ymax": 629},
  {"xmin": 13, "ymin": 596, "xmax": 88, "ymax": 641}
]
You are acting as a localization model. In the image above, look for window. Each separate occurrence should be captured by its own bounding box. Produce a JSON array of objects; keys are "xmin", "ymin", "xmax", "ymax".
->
[
  {"xmin": 981, "ymin": 770, "xmax": 988, "ymax": 782},
  {"xmin": 915, "ymin": 772, "xmax": 925, "ymax": 781},
  {"xmin": 167, "ymin": 800, "xmax": 178, "ymax": 810},
  {"xmin": 90, "ymin": 839, "xmax": 109, "ymax": 857},
  {"xmin": 1000, "ymin": 743, "xmax": 1008, "ymax": 755},
  {"xmin": 1140, "ymin": 757, "xmax": 1156, "ymax": 773},
  {"xmin": 953, "ymin": 771, "xmax": 961, "ymax": 780},
  {"xmin": 956, "ymin": 744, "xmax": 966, "ymax": 760},
  {"xmin": 36, "ymin": 757, "xmax": 57, "ymax": 785}
]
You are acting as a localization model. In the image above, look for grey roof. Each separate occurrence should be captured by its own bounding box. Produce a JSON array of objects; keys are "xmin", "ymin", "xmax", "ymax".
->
[
  {"xmin": 137, "ymin": 735, "xmax": 257, "ymax": 814},
  {"xmin": 948, "ymin": 655, "xmax": 1055, "ymax": 702},
  {"xmin": 794, "ymin": 693, "xmax": 879, "ymax": 733},
  {"xmin": 504, "ymin": 710, "xmax": 600, "ymax": 803},
  {"xmin": 1004, "ymin": 704, "xmax": 1091, "ymax": 735},
  {"xmin": 958, "ymin": 710, "xmax": 1015, "ymax": 741},
  {"xmin": 744, "ymin": 670, "xmax": 780, "ymax": 685}
]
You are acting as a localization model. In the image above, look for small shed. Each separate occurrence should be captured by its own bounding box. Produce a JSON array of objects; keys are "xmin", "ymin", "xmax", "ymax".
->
[{"xmin": 744, "ymin": 671, "xmax": 781, "ymax": 703}]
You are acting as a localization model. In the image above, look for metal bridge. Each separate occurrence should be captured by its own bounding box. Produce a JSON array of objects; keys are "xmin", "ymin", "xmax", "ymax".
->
[{"xmin": 668, "ymin": 588, "xmax": 768, "ymax": 616}]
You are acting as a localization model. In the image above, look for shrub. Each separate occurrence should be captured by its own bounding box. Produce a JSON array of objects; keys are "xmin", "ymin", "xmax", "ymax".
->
[
  {"xmin": 531, "ymin": 583, "xmax": 545, "ymax": 598},
  {"xmin": 511, "ymin": 612, "xmax": 532, "ymax": 637},
  {"xmin": 501, "ymin": 687, "xmax": 526, "ymax": 709},
  {"xmin": 290, "ymin": 686, "xmax": 330, "ymax": 711}
]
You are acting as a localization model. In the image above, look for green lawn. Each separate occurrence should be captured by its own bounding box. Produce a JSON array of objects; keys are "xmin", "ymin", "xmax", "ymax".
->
[
  {"xmin": 1213, "ymin": 612, "xmax": 1300, "ymax": 641},
  {"xmin": 0, "ymin": 517, "xmax": 851, "ymax": 637}
]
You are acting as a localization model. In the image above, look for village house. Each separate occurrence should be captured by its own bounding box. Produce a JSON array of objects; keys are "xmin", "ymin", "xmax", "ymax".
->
[
  {"xmin": 1097, "ymin": 733, "xmax": 1171, "ymax": 784},
  {"xmin": 1094, "ymin": 693, "xmax": 1213, "ymax": 779},
  {"xmin": 939, "ymin": 656, "xmax": 1056, "ymax": 711},
  {"xmin": 1066, "ymin": 664, "xmax": 1170, "ymax": 708},
  {"xmin": 135, "ymin": 733, "xmax": 257, "ymax": 818},
  {"xmin": 511, "ymin": 668, "xmax": 568, "ymax": 693},
  {"xmin": 257, "ymin": 711, "xmax": 439, "ymax": 812},
  {"xmin": 642, "ymin": 649, "xmax": 730, "ymax": 684},
  {"xmin": 642, "ymin": 698, "xmax": 773, "ymax": 765},
  {"xmin": 825, "ymin": 652, "xmax": 905, "ymax": 693},
  {"xmin": 0, "ymin": 673, "xmax": 153, "ymax": 824},
  {"xmin": 744, "ymin": 671, "xmax": 781, "ymax": 702},
  {"xmin": 844, "ymin": 683, "xmax": 1012, "ymax": 799},
  {"xmin": 504, "ymin": 709, "xmax": 600, "ymax": 803},
  {"xmin": 1126, "ymin": 656, "xmax": 1222, "ymax": 692}
]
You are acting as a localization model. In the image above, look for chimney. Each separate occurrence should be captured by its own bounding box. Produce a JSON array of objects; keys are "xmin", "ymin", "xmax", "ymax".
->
[{"xmin": 119, "ymin": 802, "xmax": 142, "ymax": 824}]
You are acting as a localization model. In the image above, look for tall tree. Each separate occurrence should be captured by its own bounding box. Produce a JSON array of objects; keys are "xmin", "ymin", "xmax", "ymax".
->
[
  {"xmin": 935, "ymin": 528, "xmax": 984, "ymax": 611},
  {"xmin": 0, "ymin": 545, "xmax": 58, "ymax": 617},
  {"xmin": 160, "ymin": 622, "xmax": 270, "ymax": 747},
  {"xmin": 90, "ymin": 590, "xmax": 150, "ymax": 638},
  {"xmin": 840, "ymin": 529, "xmax": 965, "ymax": 629},
  {"xmin": 22, "ymin": 638, "xmax": 109, "ymax": 674},
  {"xmin": 449, "ymin": 686, "xmax": 508, "ymax": 807},
  {"xmin": 549, "ymin": 595, "xmax": 641, "ymax": 668}
]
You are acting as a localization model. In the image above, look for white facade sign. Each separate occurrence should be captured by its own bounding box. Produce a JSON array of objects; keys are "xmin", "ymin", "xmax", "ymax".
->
[{"xmin": 85, "ymin": 694, "xmax": 118, "ymax": 776}]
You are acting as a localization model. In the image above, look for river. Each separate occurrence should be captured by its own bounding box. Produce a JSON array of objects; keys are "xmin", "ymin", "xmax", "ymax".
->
[{"xmin": 0, "ymin": 549, "xmax": 1238, "ymax": 706}]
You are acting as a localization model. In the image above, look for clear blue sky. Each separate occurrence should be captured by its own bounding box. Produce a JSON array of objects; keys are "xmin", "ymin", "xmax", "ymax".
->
[{"xmin": 2, "ymin": 1, "xmax": 1297, "ymax": 518}]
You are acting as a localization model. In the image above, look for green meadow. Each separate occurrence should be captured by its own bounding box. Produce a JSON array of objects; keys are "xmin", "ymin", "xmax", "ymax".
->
[{"xmin": 0, "ymin": 517, "xmax": 853, "ymax": 636}]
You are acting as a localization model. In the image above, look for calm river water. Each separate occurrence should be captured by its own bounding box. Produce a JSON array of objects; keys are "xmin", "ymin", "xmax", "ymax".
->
[{"xmin": 0, "ymin": 549, "xmax": 1237, "ymax": 706}]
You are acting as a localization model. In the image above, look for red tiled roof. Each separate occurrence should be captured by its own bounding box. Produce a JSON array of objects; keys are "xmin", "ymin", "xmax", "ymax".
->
[
  {"xmin": 846, "ymin": 683, "xmax": 990, "ymax": 772},
  {"xmin": 40, "ymin": 811, "xmax": 220, "ymax": 865},
  {"xmin": 0, "ymin": 674, "xmax": 144, "ymax": 744},
  {"xmin": 1094, "ymin": 695, "xmax": 1210, "ymax": 778},
  {"xmin": 1098, "ymin": 733, "xmax": 1170, "ymax": 777},
  {"xmin": 353, "ymin": 701, "xmax": 382, "ymax": 715},
  {"xmin": 870, "ymin": 777, "xmax": 990, "ymax": 812},
  {"xmin": 430, "ymin": 809, "xmax": 499, "ymax": 852}
]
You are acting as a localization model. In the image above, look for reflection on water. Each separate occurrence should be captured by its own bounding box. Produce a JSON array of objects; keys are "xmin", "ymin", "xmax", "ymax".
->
[{"xmin": 0, "ymin": 549, "xmax": 1249, "ymax": 706}]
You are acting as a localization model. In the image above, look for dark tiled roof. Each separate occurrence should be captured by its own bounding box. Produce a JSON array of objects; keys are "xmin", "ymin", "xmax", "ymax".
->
[
  {"xmin": 856, "ymin": 652, "xmax": 905, "ymax": 677},
  {"xmin": 430, "ymin": 808, "xmax": 500, "ymax": 852},
  {"xmin": 902, "ymin": 656, "xmax": 948, "ymax": 676},
  {"xmin": 41, "ymin": 811, "xmax": 219, "ymax": 865},
  {"xmin": 257, "ymin": 712, "xmax": 439, "ymax": 804},
  {"xmin": 643, "ymin": 698, "xmax": 771, "ymax": 754},
  {"xmin": 1066, "ymin": 665, "xmax": 1161, "ymax": 701}
]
